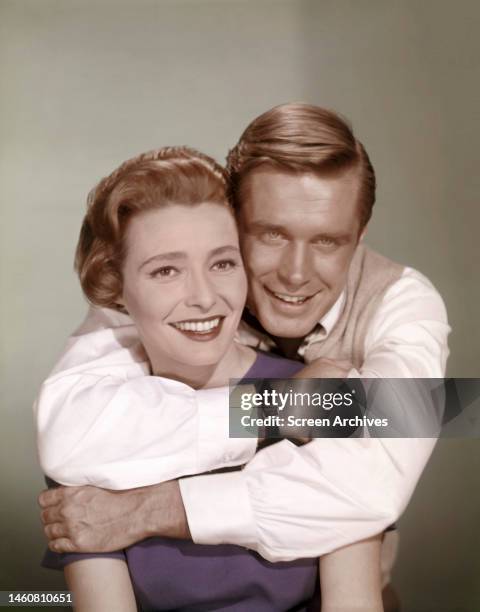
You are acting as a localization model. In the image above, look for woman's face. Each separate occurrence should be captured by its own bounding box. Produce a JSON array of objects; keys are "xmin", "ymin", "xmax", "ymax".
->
[{"xmin": 121, "ymin": 202, "xmax": 247, "ymax": 373}]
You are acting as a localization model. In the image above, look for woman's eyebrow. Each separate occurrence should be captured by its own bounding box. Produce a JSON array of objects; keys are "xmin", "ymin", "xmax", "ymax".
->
[
  {"xmin": 138, "ymin": 246, "xmax": 240, "ymax": 271},
  {"xmin": 139, "ymin": 251, "xmax": 186, "ymax": 270},
  {"xmin": 208, "ymin": 245, "xmax": 241, "ymax": 257}
]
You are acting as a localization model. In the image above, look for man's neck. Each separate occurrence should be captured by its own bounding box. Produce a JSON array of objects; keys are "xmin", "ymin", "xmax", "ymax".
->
[
  {"xmin": 269, "ymin": 335, "xmax": 306, "ymax": 360},
  {"xmin": 242, "ymin": 308, "xmax": 308, "ymax": 360}
]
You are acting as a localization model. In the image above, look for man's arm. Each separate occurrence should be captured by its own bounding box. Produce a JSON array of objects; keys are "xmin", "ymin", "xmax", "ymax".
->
[
  {"xmin": 179, "ymin": 436, "xmax": 434, "ymax": 561},
  {"xmin": 40, "ymin": 438, "xmax": 431, "ymax": 562},
  {"xmin": 178, "ymin": 268, "xmax": 449, "ymax": 561},
  {"xmin": 40, "ymin": 268, "xmax": 449, "ymax": 562},
  {"xmin": 39, "ymin": 480, "xmax": 189, "ymax": 553},
  {"xmin": 35, "ymin": 306, "xmax": 256, "ymax": 488}
]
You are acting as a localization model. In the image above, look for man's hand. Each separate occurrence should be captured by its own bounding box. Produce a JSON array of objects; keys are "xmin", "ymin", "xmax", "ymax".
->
[
  {"xmin": 38, "ymin": 480, "xmax": 190, "ymax": 553},
  {"xmin": 278, "ymin": 358, "xmax": 354, "ymax": 443},
  {"xmin": 295, "ymin": 357, "xmax": 354, "ymax": 380}
]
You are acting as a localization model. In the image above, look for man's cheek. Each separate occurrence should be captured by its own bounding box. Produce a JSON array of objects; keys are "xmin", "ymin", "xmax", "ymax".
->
[
  {"xmin": 317, "ymin": 252, "xmax": 350, "ymax": 283},
  {"xmin": 246, "ymin": 245, "xmax": 278, "ymax": 278}
]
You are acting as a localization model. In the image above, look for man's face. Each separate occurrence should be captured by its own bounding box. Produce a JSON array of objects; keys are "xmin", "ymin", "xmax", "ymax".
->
[{"xmin": 238, "ymin": 168, "xmax": 363, "ymax": 339}]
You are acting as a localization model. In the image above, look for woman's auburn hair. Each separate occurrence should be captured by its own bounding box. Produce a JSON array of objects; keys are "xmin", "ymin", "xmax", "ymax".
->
[{"xmin": 75, "ymin": 146, "xmax": 229, "ymax": 310}]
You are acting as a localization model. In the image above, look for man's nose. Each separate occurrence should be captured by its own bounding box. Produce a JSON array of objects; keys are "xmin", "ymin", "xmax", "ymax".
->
[
  {"xmin": 278, "ymin": 243, "xmax": 312, "ymax": 289},
  {"xmin": 184, "ymin": 270, "xmax": 217, "ymax": 311}
]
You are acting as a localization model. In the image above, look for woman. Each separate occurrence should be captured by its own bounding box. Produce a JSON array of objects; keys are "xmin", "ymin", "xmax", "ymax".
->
[{"xmin": 42, "ymin": 146, "xmax": 383, "ymax": 611}]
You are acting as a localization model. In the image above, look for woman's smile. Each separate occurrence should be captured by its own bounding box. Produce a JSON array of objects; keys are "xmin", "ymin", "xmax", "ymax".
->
[
  {"xmin": 120, "ymin": 203, "xmax": 248, "ymax": 382},
  {"xmin": 169, "ymin": 315, "xmax": 225, "ymax": 341}
]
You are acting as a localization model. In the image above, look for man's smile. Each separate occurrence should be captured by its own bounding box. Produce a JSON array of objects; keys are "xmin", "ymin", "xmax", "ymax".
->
[{"xmin": 264, "ymin": 286, "xmax": 317, "ymax": 307}]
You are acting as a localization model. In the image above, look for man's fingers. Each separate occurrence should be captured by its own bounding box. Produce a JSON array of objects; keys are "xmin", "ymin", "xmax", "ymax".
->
[
  {"xmin": 44, "ymin": 522, "xmax": 69, "ymax": 541},
  {"xmin": 41, "ymin": 503, "xmax": 78, "ymax": 525},
  {"xmin": 48, "ymin": 538, "xmax": 77, "ymax": 553},
  {"xmin": 38, "ymin": 487, "xmax": 66, "ymax": 508},
  {"xmin": 41, "ymin": 506, "xmax": 63, "ymax": 525}
]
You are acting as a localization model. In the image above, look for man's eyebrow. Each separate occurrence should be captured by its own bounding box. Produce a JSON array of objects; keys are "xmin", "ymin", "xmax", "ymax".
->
[
  {"xmin": 311, "ymin": 231, "xmax": 354, "ymax": 242},
  {"xmin": 247, "ymin": 221, "xmax": 288, "ymax": 233},
  {"xmin": 139, "ymin": 245, "xmax": 240, "ymax": 271},
  {"xmin": 247, "ymin": 222, "xmax": 353, "ymax": 241}
]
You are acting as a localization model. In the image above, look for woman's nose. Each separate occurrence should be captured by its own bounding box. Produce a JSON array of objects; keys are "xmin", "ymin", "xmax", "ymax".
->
[{"xmin": 184, "ymin": 271, "xmax": 217, "ymax": 311}]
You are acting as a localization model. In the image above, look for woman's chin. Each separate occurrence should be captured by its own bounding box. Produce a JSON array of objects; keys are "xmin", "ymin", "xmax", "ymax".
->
[{"xmin": 177, "ymin": 348, "xmax": 228, "ymax": 369}]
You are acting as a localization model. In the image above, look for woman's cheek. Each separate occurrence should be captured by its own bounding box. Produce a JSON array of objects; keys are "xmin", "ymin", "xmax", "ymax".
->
[
  {"xmin": 233, "ymin": 271, "xmax": 248, "ymax": 309},
  {"xmin": 125, "ymin": 284, "xmax": 161, "ymax": 323}
]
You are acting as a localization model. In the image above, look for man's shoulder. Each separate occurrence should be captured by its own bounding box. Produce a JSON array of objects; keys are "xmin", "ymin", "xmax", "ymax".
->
[
  {"xmin": 357, "ymin": 244, "xmax": 405, "ymax": 276},
  {"xmin": 360, "ymin": 246, "xmax": 444, "ymax": 299},
  {"xmin": 382, "ymin": 265, "xmax": 448, "ymax": 316},
  {"xmin": 354, "ymin": 246, "xmax": 446, "ymax": 315},
  {"xmin": 345, "ymin": 245, "xmax": 406, "ymax": 314}
]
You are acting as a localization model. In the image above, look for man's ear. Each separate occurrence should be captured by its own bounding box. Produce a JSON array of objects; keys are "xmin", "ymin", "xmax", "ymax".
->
[{"xmin": 358, "ymin": 224, "xmax": 368, "ymax": 243}]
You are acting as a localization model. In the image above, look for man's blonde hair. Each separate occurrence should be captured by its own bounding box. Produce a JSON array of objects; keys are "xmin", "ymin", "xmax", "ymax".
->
[{"xmin": 227, "ymin": 103, "xmax": 375, "ymax": 228}]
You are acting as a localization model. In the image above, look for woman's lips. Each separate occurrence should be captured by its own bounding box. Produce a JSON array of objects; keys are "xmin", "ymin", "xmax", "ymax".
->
[{"xmin": 169, "ymin": 316, "xmax": 225, "ymax": 342}]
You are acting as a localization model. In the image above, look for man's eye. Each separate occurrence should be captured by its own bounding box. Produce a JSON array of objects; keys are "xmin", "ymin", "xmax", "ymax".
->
[
  {"xmin": 262, "ymin": 230, "xmax": 285, "ymax": 243},
  {"xmin": 212, "ymin": 259, "xmax": 237, "ymax": 272},
  {"xmin": 315, "ymin": 237, "xmax": 336, "ymax": 248},
  {"xmin": 150, "ymin": 266, "xmax": 178, "ymax": 278}
]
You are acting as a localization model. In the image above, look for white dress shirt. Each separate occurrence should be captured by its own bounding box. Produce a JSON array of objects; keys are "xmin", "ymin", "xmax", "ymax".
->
[{"xmin": 34, "ymin": 266, "xmax": 450, "ymax": 561}]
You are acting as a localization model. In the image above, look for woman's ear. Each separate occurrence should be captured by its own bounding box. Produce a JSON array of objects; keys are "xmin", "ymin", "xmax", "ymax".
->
[
  {"xmin": 115, "ymin": 303, "xmax": 129, "ymax": 315},
  {"xmin": 114, "ymin": 293, "xmax": 129, "ymax": 314}
]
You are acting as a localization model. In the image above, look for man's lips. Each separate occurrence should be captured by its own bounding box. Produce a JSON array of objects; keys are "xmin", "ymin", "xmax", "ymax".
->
[{"xmin": 264, "ymin": 286, "xmax": 317, "ymax": 306}]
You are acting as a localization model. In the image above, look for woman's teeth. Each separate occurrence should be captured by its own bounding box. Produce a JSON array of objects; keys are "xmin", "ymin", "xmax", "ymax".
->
[
  {"xmin": 273, "ymin": 292, "xmax": 307, "ymax": 304},
  {"xmin": 172, "ymin": 318, "xmax": 221, "ymax": 332}
]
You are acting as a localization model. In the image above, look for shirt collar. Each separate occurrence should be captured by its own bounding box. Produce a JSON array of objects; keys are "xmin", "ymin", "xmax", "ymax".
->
[
  {"xmin": 319, "ymin": 290, "xmax": 346, "ymax": 336},
  {"xmin": 296, "ymin": 290, "xmax": 346, "ymax": 357},
  {"xmin": 237, "ymin": 290, "xmax": 347, "ymax": 358}
]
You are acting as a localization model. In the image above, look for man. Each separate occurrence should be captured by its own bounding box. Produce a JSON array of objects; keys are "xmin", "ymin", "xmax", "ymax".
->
[{"xmin": 37, "ymin": 104, "xmax": 449, "ymax": 591}]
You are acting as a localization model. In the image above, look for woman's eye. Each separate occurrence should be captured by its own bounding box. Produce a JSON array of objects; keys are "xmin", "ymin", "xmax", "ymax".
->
[
  {"xmin": 212, "ymin": 259, "xmax": 237, "ymax": 272},
  {"xmin": 150, "ymin": 266, "xmax": 178, "ymax": 278}
]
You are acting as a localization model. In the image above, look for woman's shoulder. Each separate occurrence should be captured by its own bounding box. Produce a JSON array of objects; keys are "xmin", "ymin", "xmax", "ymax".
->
[{"xmin": 243, "ymin": 350, "xmax": 303, "ymax": 378}]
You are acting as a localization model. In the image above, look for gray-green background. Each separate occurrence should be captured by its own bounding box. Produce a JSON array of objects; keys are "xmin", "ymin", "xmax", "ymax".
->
[{"xmin": 1, "ymin": 1, "xmax": 478, "ymax": 610}]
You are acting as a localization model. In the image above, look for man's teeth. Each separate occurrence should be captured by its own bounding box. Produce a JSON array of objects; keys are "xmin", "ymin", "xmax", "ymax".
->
[
  {"xmin": 273, "ymin": 292, "xmax": 307, "ymax": 304},
  {"xmin": 172, "ymin": 318, "xmax": 221, "ymax": 332}
]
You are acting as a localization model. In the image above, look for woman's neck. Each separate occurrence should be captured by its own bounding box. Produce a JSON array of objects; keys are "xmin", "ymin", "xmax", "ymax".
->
[{"xmin": 150, "ymin": 342, "xmax": 256, "ymax": 390}]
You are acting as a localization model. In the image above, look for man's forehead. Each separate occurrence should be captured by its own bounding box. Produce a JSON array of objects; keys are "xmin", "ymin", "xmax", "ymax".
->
[{"xmin": 239, "ymin": 167, "xmax": 362, "ymax": 231}]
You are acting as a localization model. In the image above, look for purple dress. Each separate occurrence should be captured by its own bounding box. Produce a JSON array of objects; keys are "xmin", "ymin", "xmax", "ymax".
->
[{"xmin": 43, "ymin": 352, "xmax": 318, "ymax": 611}]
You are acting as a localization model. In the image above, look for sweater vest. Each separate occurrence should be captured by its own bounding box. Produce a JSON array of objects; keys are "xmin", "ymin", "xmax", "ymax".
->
[{"xmin": 304, "ymin": 245, "xmax": 404, "ymax": 368}]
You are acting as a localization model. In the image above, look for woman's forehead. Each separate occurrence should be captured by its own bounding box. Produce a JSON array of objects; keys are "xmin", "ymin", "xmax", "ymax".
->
[{"xmin": 124, "ymin": 203, "xmax": 240, "ymax": 265}]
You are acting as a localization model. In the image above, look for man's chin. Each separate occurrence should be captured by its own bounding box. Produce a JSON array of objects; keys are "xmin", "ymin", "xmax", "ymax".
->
[{"xmin": 258, "ymin": 313, "xmax": 318, "ymax": 340}]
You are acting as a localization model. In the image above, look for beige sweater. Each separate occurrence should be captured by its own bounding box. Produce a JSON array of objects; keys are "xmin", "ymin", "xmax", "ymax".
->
[{"xmin": 303, "ymin": 244, "xmax": 404, "ymax": 368}]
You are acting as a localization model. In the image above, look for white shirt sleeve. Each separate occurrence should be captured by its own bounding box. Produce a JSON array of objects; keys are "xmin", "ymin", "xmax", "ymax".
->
[
  {"xmin": 179, "ymin": 268, "xmax": 450, "ymax": 561},
  {"xmin": 34, "ymin": 306, "xmax": 256, "ymax": 489},
  {"xmin": 352, "ymin": 267, "xmax": 450, "ymax": 378}
]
